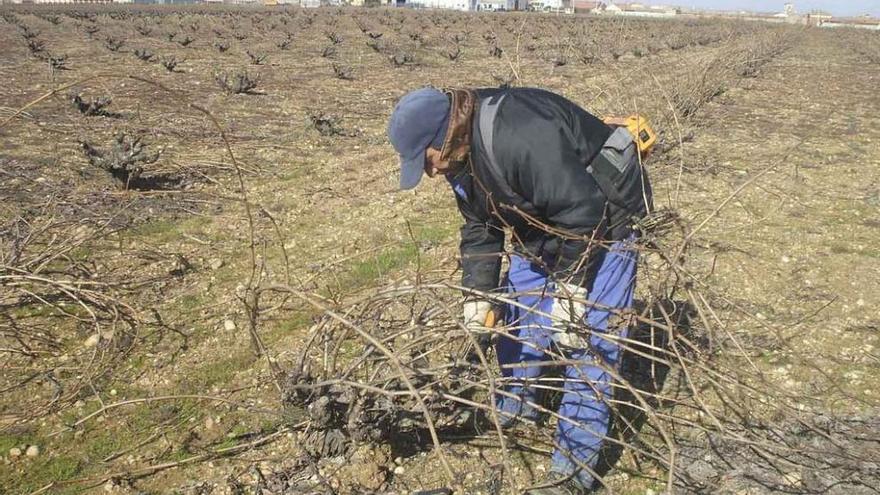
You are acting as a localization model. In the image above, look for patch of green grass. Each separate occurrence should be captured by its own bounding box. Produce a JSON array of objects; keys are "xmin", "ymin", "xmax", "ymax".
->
[
  {"xmin": 0, "ymin": 455, "xmax": 82, "ymax": 495},
  {"xmin": 347, "ymin": 244, "xmax": 419, "ymax": 287},
  {"xmin": 412, "ymin": 221, "xmax": 457, "ymax": 243},
  {"xmin": 0, "ymin": 432, "xmax": 34, "ymax": 455},
  {"xmin": 828, "ymin": 242, "xmax": 880, "ymax": 258},
  {"xmin": 127, "ymin": 216, "xmax": 213, "ymax": 245},
  {"xmin": 41, "ymin": 455, "xmax": 81, "ymax": 481},
  {"xmin": 84, "ymin": 430, "xmax": 124, "ymax": 462},
  {"xmin": 178, "ymin": 351, "xmax": 256, "ymax": 392},
  {"xmin": 213, "ymin": 420, "xmax": 257, "ymax": 450},
  {"xmin": 10, "ymin": 304, "xmax": 52, "ymax": 319},
  {"xmin": 178, "ymin": 293, "xmax": 204, "ymax": 312},
  {"xmin": 264, "ymin": 311, "xmax": 316, "ymax": 345},
  {"xmin": 132, "ymin": 219, "xmax": 179, "ymax": 238},
  {"xmin": 861, "ymin": 246, "xmax": 880, "ymax": 259},
  {"xmin": 58, "ymin": 399, "xmax": 104, "ymax": 429}
]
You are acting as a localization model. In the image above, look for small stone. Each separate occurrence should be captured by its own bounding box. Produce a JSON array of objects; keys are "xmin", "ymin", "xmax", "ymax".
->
[
  {"xmin": 393, "ymin": 465, "xmax": 405, "ymax": 475},
  {"xmin": 25, "ymin": 445, "xmax": 39, "ymax": 457},
  {"xmin": 205, "ymin": 417, "xmax": 215, "ymax": 429},
  {"xmin": 210, "ymin": 259, "xmax": 224, "ymax": 270},
  {"xmin": 84, "ymin": 334, "xmax": 100, "ymax": 348},
  {"xmin": 224, "ymin": 320, "xmax": 236, "ymax": 331},
  {"xmin": 9, "ymin": 447, "xmax": 21, "ymax": 458},
  {"xmin": 645, "ymin": 489, "xmax": 656, "ymax": 495},
  {"xmin": 686, "ymin": 459, "xmax": 717, "ymax": 483},
  {"xmin": 782, "ymin": 470, "xmax": 801, "ymax": 486},
  {"xmin": 394, "ymin": 456, "xmax": 403, "ymax": 465},
  {"xmin": 781, "ymin": 255, "xmax": 790, "ymax": 263},
  {"xmin": 109, "ymin": 389, "xmax": 117, "ymax": 396}
]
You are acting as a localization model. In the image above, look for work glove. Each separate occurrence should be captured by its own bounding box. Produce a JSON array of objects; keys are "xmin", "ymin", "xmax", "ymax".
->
[
  {"xmin": 463, "ymin": 299, "xmax": 493, "ymax": 355},
  {"xmin": 549, "ymin": 282, "xmax": 589, "ymax": 348}
]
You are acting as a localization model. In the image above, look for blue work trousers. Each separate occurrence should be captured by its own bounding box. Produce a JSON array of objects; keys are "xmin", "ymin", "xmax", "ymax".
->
[{"xmin": 495, "ymin": 238, "xmax": 638, "ymax": 487}]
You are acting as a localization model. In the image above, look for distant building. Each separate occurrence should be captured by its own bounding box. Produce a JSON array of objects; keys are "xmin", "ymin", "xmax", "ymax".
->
[
  {"xmin": 572, "ymin": 0, "xmax": 604, "ymax": 14},
  {"xmin": 820, "ymin": 17, "xmax": 880, "ymax": 30},
  {"xmin": 415, "ymin": 0, "xmax": 473, "ymax": 10},
  {"xmin": 28, "ymin": 0, "xmax": 106, "ymax": 3},
  {"xmin": 478, "ymin": 0, "xmax": 505, "ymax": 10},
  {"xmin": 531, "ymin": 0, "xmax": 571, "ymax": 12},
  {"xmin": 769, "ymin": 2, "xmax": 805, "ymax": 24},
  {"xmin": 31, "ymin": 0, "xmax": 125, "ymax": 3},
  {"xmin": 603, "ymin": 2, "xmax": 676, "ymax": 17},
  {"xmin": 805, "ymin": 10, "xmax": 832, "ymax": 26}
]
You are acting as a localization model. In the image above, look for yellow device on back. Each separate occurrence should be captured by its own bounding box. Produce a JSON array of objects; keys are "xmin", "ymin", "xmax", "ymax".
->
[{"xmin": 603, "ymin": 115, "xmax": 657, "ymax": 156}]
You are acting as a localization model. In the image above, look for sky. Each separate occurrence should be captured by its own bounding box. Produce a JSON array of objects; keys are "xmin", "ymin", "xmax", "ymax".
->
[{"xmin": 634, "ymin": 1, "xmax": 880, "ymax": 17}]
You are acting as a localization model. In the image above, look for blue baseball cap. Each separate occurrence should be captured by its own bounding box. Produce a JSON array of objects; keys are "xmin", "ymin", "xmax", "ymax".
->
[{"xmin": 387, "ymin": 87, "xmax": 450, "ymax": 190}]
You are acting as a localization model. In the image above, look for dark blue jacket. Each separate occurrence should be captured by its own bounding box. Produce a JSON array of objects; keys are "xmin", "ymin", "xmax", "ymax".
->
[{"xmin": 447, "ymin": 87, "xmax": 624, "ymax": 292}]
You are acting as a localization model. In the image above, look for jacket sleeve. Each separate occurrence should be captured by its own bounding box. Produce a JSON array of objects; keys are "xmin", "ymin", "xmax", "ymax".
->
[
  {"xmin": 453, "ymin": 194, "xmax": 505, "ymax": 293},
  {"xmin": 495, "ymin": 114, "xmax": 608, "ymax": 288}
]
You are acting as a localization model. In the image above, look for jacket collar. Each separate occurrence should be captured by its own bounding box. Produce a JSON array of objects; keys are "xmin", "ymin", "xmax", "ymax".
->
[{"xmin": 438, "ymin": 88, "xmax": 476, "ymax": 163}]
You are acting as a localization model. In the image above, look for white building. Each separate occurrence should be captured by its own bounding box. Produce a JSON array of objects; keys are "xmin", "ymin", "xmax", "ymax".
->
[
  {"xmin": 478, "ymin": 0, "xmax": 506, "ymax": 11},
  {"xmin": 820, "ymin": 17, "xmax": 880, "ymax": 30},
  {"xmin": 413, "ymin": 0, "xmax": 477, "ymax": 10},
  {"xmin": 602, "ymin": 2, "xmax": 676, "ymax": 17}
]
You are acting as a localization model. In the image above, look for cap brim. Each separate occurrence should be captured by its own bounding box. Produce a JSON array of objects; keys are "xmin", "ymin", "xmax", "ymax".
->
[{"xmin": 398, "ymin": 152, "xmax": 425, "ymax": 190}]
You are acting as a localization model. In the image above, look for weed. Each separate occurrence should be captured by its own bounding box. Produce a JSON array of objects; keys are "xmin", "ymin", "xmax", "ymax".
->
[
  {"xmin": 133, "ymin": 47, "xmax": 154, "ymax": 61},
  {"xmin": 246, "ymin": 50, "xmax": 267, "ymax": 65},
  {"xmin": 445, "ymin": 45, "xmax": 461, "ymax": 61},
  {"xmin": 104, "ymin": 36, "xmax": 124, "ymax": 52},
  {"xmin": 84, "ymin": 24, "xmax": 99, "ymax": 38},
  {"xmin": 161, "ymin": 55, "xmax": 182, "ymax": 72},
  {"xmin": 71, "ymin": 93, "xmax": 113, "ymax": 116},
  {"xmin": 307, "ymin": 110, "xmax": 349, "ymax": 137},
  {"xmin": 175, "ymin": 34, "xmax": 195, "ymax": 47},
  {"xmin": 215, "ymin": 70, "xmax": 260, "ymax": 95},
  {"xmin": 331, "ymin": 63, "xmax": 353, "ymax": 80},
  {"xmin": 277, "ymin": 34, "xmax": 292, "ymax": 50},
  {"xmin": 26, "ymin": 38, "xmax": 45, "ymax": 56},
  {"xmin": 326, "ymin": 31, "xmax": 343, "ymax": 45},
  {"xmin": 390, "ymin": 50, "xmax": 415, "ymax": 67}
]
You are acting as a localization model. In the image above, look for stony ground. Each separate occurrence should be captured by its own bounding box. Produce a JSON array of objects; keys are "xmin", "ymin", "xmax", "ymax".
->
[{"xmin": 1, "ymin": 6, "xmax": 878, "ymax": 494}]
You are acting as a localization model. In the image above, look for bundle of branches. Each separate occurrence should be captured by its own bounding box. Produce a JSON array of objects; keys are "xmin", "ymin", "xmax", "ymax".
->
[
  {"xmin": 71, "ymin": 93, "xmax": 113, "ymax": 116},
  {"xmin": 268, "ymin": 207, "xmax": 879, "ymax": 493},
  {"xmin": 666, "ymin": 49, "xmax": 735, "ymax": 121},
  {"xmin": 665, "ymin": 29, "xmax": 797, "ymax": 122},
  {"xmin": 215, "ymin": 70, "xmax": 260, "ymax": 95},
  {"xmin": 0, "ymin": 214, "xmax": 140, "ymax": 424}
]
